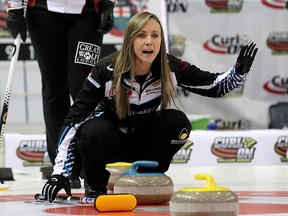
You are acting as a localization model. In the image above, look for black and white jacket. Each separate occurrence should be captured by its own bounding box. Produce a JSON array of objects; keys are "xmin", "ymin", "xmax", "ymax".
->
[{"xmin": 53, "ymin": 52, "xmax": 248, "ymax": 176}]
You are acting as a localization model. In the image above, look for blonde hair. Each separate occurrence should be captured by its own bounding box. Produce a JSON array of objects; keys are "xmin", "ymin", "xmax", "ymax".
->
[{"xmin": 114, "ymin": 11, "xmax": 176, "ymax": 119}]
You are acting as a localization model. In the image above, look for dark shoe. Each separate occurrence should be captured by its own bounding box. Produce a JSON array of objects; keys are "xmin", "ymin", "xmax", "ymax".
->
[
  {"xmin": 69, "ymin": 176, "xmax": 81, "ymax": 189},
  {"xmin": 85, "ymin": 184, "xmax": 107, "ymax": 198}
]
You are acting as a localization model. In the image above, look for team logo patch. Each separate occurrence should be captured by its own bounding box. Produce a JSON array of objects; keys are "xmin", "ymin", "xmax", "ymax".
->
[
  {"xmin": 179, "ymin": 128, "xmax": 189, "ymax": 140},
  {"xmin": 74, "ymin": 41, "xmax": 100, "ymax": 66},
  {"xmin": 109, "ymin": 87, "xmax": 116, "ymax": 97},
  {"xmin": 171, "ymin": 128, "xmax": 189, "ymax": 144}
]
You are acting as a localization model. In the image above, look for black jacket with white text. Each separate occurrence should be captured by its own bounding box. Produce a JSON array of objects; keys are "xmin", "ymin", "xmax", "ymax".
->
[{"xmin": 53, "ymin": 53, "xmax": 248, "ymax": 176}]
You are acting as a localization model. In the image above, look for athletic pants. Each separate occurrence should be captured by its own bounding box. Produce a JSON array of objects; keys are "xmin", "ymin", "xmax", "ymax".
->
[
  {"xmin": 77, "ymin": 109, "xmax": 191, "ymax": 187},
  {"xmin": 26, "ymin": 8, "xmax": 104, "ymax": 164}
]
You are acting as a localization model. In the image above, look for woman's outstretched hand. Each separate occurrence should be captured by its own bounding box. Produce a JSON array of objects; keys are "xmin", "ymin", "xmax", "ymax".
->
[{"xmin": 235, "ymin": 41, "xmax": 258, "ymax": 75}]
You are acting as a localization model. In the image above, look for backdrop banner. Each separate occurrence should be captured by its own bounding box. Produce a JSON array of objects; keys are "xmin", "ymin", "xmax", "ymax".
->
[
  {"xmin": 0, "ymin": 1, "xmax": 287, "ymax": 129},
  {"xmin": 5, "ymin": 130, "xmax": 288, "ymax": 170},
  {"xmin": 167, "ymin": 0, "xmax": 288, "ymax": 130}
]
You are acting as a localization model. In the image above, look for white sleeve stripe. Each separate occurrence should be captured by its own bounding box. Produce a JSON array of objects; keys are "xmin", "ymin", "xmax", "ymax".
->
[
  {"xmin": 180, "ymin": 67, "xmax": 247, "ymax": 90},
  {"xmin": 88, "ymin": 76, "xmax": 101, "ymax": 88}
]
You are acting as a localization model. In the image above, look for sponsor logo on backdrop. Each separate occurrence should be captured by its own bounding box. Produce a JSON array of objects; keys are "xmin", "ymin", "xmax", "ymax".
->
[
  {"xmin": 266, "ymin": 32, "xmax": 288, "ymax": 55},
  {"xmin": 261, "ymin": 0, "xmax": 288, "ymax": 10},
  {"xmin": 211, "ymin": 137, "xmax": 257, "ymax": 163},
  {"xmin": 205, "ymin": 0, "xmax": 243, "ymax": 13},
  {"xmin": 215, "ymin": 119, "xmax": 251, "ymax": 130},
  {"xmin": 167, "ymin": 0, "xmax": 189, "ymax": 13},
  {"xmin": 172, "ymin": 140, "xmax": 193, "ymax": 163},
  {"xmin": 203, "ymin": 34, "xmax": 249, "ymax": 54},
  {"xmin": 274, "ymin": 136, "xmax": 288, "ymax": 162},
  {"xmin": 169, "ymin": 34, "xmax": 186, "ymax": 57},
  {"xmin": 110, "ymin": 0, "xmax": 148, "ymax": 37},
  {"xmin": 263, "ymin": 75, "xmax": 288, "ymax": 94},
  {"xmin": 16, "ymin": 140, "xmax": 51, "ymax": 166}
]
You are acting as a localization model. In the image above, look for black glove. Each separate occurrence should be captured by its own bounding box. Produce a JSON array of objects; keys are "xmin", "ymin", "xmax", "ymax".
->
[
  {"xmin": 234, "ymin": 42, "xmax": 258, "ymax": 75},
  {"xmin": 42, "ymin": 174, "xmax": 71, "ymax": 203},
  {"xmin": 98, "ymin": 0, "xmax": 114, "ymax": 34},
  {"xmin": 6, "ymin": 7, "xmax": 27, "ymax": 42}
]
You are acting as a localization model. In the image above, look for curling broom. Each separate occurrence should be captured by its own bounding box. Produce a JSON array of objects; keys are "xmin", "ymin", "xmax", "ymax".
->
[{"xmin": 35, "ymin": 193, "xmax": 137, "ymax": 212}]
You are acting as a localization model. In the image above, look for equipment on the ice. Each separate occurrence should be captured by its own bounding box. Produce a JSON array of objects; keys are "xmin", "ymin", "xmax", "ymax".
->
[
  {"xmin": 35, "ymin": 193, "xmax": 137, "ymax": 212},
  {"xmin": 106, "ymin": 162, "xmax": 132, "ymax": 191},
  {"xmin": 170, "ymin": 173, "xmax": 239, "ymax": 216},
  {"xmin": 0, "ymin": 181, "xmax": 11, "ymax": 191},
  {"xmin": 114, "ymin": 160, "xmax": 174, "ymax": 205},
  {"xmin": 0, "ymin": 0, "xmax": 28, "ymax": 179}
]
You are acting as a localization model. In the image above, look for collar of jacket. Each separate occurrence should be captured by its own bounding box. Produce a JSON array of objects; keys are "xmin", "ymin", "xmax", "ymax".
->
[{"xmin": 121, "ymin": 64, "xmax": 161, "ymax": 89}]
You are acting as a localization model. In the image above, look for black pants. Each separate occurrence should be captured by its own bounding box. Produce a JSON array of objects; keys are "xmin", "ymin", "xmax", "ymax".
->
[
  {"xmin": 26, "ymin": 8, "xmax": 103, "ymax": 164},
  {"xmin": 77, "ymin": 109, "xmax": 191, "ymax": 186}
]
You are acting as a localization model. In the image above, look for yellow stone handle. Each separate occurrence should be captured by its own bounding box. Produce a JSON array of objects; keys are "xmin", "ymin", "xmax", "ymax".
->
[
  {"xmin": 180, "ymin": 173, "xmax": 229, "ymax": 192},
  {"xmin": 106, "ymin": 162, "xmax": 132, "ymax": 167}
]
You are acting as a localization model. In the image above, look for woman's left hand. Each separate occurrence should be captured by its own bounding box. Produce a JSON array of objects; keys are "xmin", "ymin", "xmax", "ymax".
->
[{"xmin": 235, "ymin": 41, "xmax": 258, "ymax": 75}]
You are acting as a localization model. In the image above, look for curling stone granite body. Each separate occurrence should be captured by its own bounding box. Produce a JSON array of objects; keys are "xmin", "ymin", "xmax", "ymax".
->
[
  {"xmin": 170, "ymin": 173, "xmax": 239, "ymax": 216},
  {"xmin": 106, "ymin": 162, "xmax": 132, "ymax": 191},
  {"xmin": 0, "ymin": 181, "xmax": 11, "ymax": 191},
  {"xmin": 114, "ymin": 160, "xmax": 174, "ymax": 205}
]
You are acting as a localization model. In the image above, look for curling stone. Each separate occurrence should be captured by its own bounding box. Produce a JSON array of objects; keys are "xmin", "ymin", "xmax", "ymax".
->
[
  {"xmin": 170, "ymin": 173, "xmax": 239, "ymax": 216},
  {"xmin": 0, "ymin": 181, "xmax": 11, "ymax": 191},
  {"xmin": 114, "ymin": 160, "xmax": 174, "ymax": 205},
  {"xmin": 106, "ymin": 162, "xmax": 132, "ymax": 191}
]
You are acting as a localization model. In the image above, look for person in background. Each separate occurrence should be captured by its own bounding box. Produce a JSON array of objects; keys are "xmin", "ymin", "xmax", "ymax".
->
[
  {"xmin": 6, "ymin": 0, "xmax": 115, "ymax": 188},
  {"xmin": 38, "ymin": 11, "xmax": 258, "ymax": 202}
]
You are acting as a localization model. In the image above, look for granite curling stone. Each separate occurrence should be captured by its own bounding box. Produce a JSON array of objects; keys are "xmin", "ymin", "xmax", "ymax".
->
[
  {"xmin": 106, "ymin": 162, "xmax": 132, "ymax": 191},
  {"xmin": 170, "ymin": 173, "xmax": 239, "ymax": 216},
  {"xmin": 0, "ymin": 181, "xmax": 11, "ymax": 191},
  {"xmin": 114, "ymin": 160, "xmax": 174, "ymax": 205}
]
